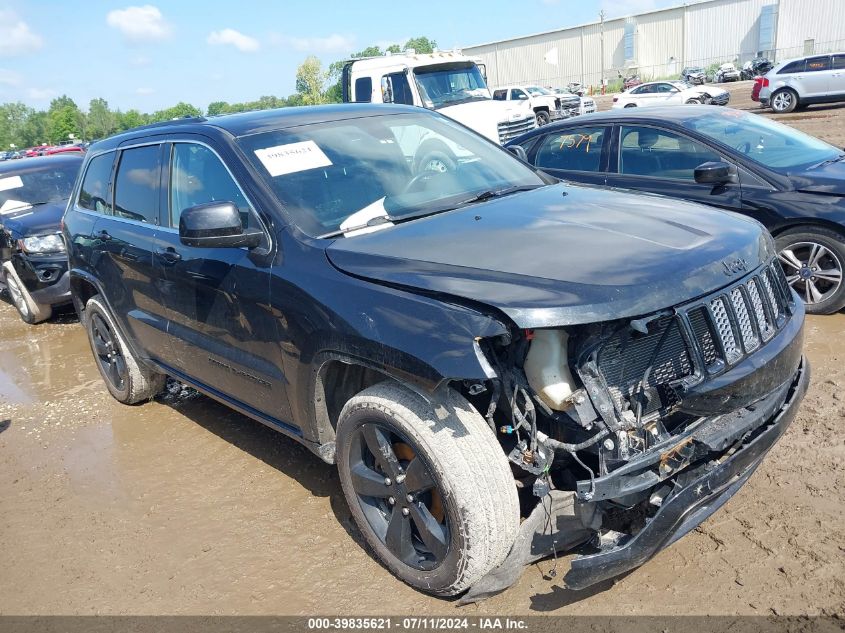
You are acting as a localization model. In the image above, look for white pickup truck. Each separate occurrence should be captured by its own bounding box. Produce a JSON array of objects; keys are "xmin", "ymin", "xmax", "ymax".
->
[
  {"xmin": 492, "ymin": 85, "xmax": 569, "ymax": 126},
  {"xmin": 341, "ymin": 51, "xmax": 536, "ymax": 145}
]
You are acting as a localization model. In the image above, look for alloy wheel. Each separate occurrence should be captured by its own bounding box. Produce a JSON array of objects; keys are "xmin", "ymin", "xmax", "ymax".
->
[
  {"xmin": 5, "ymin": 274, "xmax": 30, "ymax": 320},
  {"xmin": 347, "ymin": 422, "xmax": 449, "ymax": 571},
  {"xmin": 90, "ymin": 313, "xmax": 128, "ymax": 391},
  {"xmin": 773, "ymin": 91, "xmax": 792, "ymax": 111},
  {"xmin": 778, "ymin": 242, "xmax": 843, "ymax": 305}
]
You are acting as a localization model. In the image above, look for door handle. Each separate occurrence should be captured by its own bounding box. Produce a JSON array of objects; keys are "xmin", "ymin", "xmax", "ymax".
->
[
  {"xmin": 156, "ymin": 247, "xmax": 182, "ymax": 265},
  {"xmin": 96, "ymin": 229, "xmax": 111, "ymax": 241}
]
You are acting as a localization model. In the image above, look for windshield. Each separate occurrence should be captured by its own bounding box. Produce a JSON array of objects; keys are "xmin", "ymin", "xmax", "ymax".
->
[
  {"xmin": 0, "ymin": 161, "xmax": 80, "ymax": 214},
  {"xmin": 413, "ymin": 62, "xmax": 491, "ymax": 109},
  {"xmin": 682, "ymin": 110, "xmax": 843, "ymax": 171},
  {"xmin": 526, "ymin": 86, "xmax": 552, "ymax": 96},
  {"xmin": 239, "ymin": 112, "xmax": 546, "ymax": 238}
]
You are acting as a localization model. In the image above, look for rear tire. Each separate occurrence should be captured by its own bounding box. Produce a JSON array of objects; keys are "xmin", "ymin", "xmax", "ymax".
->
[
  {"xmin": 84, "ymin": 295, "xmax": 166, "ymax": 404},
  {"xmin": 771, "ymin": 89, "xmax": 798, "ymax": 113},
  {"xmin": 336, "ymin": 381, "xmax": 519, "ymax": 596},
  {"xmin": 775, "ymin": 227, "xmax": 845, "ymax": 314}
]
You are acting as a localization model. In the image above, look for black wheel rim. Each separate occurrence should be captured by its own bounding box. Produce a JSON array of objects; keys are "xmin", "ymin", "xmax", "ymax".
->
[
  {"xmin": 90, "ymin": 313, "xmax": 128, "ymax": 391},
  {"xmin": 348, "ymin": 422, "xmax": 449, "ymax": 570}
]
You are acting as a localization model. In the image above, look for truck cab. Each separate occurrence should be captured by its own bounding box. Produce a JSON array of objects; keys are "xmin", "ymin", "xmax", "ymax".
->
[{"xmin": 341, "ymin": 51, "xmax": 536, "ymax": 145}]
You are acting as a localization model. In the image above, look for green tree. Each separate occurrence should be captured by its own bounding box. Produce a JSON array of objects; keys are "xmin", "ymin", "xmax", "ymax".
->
[
  {"xmin": 116, "ymin": 109, "xmax": 146, "ymax": 132},
  {"xmin": 87, "ymin": 98, "xmax": 116, "ymax": 140},
  {"xmin": 206, "ymin": 101, "xmax": 231, "ymax": 116},
  {"xmin": 295, "ymin": 56, "xmax": 327, "ymax": 105},
  {"xmin": 0, "ymin": 102, "xmax": 32, "ymax": 149},
  {"xmin": 20, "ymin": 110, "xmax": 48, "ymax": 147},
  {"xmin": 46, "ymin": 95, "xmax": 83, "ymax": 143},
  {"xmin": 403, "ymin": 36, "xmax": 437, "ymax": 53},
  {"xmin": 149, "ymin": 102, "xmax": 202, "ymax": 122}
]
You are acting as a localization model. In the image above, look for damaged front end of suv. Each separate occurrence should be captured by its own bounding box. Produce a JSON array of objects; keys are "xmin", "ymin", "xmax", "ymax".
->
[{"xmin": 462, "ymin": 258, "xmax": 807, "ymax": 601}]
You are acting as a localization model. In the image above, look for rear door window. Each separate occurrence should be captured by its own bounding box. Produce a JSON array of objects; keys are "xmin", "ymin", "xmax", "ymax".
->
[
  {"xmin": 113, "ymin": 145, "xmax": 161, "ymax": 224},
  {"xmin": 833, "ymin": 55, "xmax": 845, "ymax": 70},
  {"xmin": 78, "ymin": 152, "xmax": 115, "ymax": 214},
  {"xmin": 805, "ymin": 56, "xmax": 831, "ymax": 72},
  {"xmin": 534, "ymin": 126, "xmax": 607, "ymax": 172}
]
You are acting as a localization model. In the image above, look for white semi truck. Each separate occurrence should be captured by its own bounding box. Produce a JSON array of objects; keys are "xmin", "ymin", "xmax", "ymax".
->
[{"xmin": 340, "ymin": 51, "xmax": 536, "ymax": 145}]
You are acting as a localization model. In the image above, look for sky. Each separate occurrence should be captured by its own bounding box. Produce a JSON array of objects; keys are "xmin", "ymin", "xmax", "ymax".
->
[{"xmin": 1, "ymin": 0, "xmax": 678, "ymax": 113}]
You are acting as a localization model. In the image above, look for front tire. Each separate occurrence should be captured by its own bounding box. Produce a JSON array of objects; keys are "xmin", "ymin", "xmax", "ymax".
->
[
  {"xmin": 624, "ymin": 103, "xmax": 637, "ymax": 108},
  {"xmin": 771, "ymin": 89, "xmax": 798, "ymax": 113},
  {"xmin": 336, "ymin": 381, "xmax": 519, "ymax": 596},
  {"xmin": 535, "ymin": 110, "xmax": 550, "ymax": 126},
  {"xmin": 1, "ymin": 261, "xmax": 51, "ymax": 324},
  {"xmin": 775, "ymin": 227, "xmax": 845, "ymax": 314},
  {"xmin": 84, "ymin": 295, "xmax": 166, "ymax": 403}
]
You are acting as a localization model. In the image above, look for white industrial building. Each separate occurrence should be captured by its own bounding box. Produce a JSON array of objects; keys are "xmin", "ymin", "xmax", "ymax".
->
[{"xmin": 462, "ymin": 0, "xmax": 845, "ymax": 91}]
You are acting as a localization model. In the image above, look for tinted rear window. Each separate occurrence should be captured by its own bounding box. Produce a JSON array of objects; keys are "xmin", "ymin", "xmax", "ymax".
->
[
  {"xmin": 78, "ymin": 153, "xmax": 114, "ymax": 213},
  {"xmin": 779, "ymin": 60, "xmax": 805, "ymax": 74}
]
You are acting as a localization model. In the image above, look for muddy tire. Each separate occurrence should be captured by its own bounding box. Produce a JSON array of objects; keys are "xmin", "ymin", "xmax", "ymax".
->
[
  {"xmin": 84, "ymin": 295, "xmax": 166, "ymax": 404},
  {"xmin": 771, "ymin": 88, "xmax": 798, "ymax": 113},
  {"xmin": 335, "ymin": 381, "xmax": 519, "ymax": 596},
  {"xmin": 775, "ymin": 227, "xmax": 845, "ymax": 315},
  {"xmin": 1, "ymin": 261, "xmax": 51, "ymax": 324}
]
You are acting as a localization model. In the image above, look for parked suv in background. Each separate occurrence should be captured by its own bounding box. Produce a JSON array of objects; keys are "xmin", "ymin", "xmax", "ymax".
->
[
  {"xmin": 0, "ymin": 154, "xmax": 81, "ymax": 323},
  {"xmin": 492, "ymin": 85, "xmax": 567, "ymax": 126},
  {"xmin": 63, "ymin": 104, "xmax": 807, "ymax": 601},
  {"xmin": 755, "ymin": 52, "xmax": 845, "ymax": 113}
]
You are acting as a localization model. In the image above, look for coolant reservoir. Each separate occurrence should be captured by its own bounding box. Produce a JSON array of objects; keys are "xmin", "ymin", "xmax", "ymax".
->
[{"xmin": 524, "ymin": 329, "xmax": 575, "ymax": 411}]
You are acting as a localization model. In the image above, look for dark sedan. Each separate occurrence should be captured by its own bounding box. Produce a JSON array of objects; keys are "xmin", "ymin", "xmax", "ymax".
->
[
  {"xmin": 506, "ymin": 105, "xmax": 845, "ymax": 314},
  {"xmin": 0, "ymin": 154, "xmax": 82, "ymax": 323}
]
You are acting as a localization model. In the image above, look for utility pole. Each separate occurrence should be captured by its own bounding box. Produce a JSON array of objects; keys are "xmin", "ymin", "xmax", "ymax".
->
[{"xmin": 600, "ymin": 9, "xmax": 605, "ymax": 90}]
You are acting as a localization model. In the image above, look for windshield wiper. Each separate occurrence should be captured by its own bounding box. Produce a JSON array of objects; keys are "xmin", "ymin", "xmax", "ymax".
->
[
  {"xmin": 812, "ymin": 154, "xmax": 845, "ymax": 168},
  {"xmin": 0, "ymin": 200, "xmax": 51, "ymax": 215},
  {"xmin": 453, "ymin": 184, "xmax": 544, "ymax": 206}
]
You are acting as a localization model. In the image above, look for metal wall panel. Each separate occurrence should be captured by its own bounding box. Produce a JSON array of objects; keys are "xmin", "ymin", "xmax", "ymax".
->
[{"xmin": 462, "ymin": 0, "xmax": 845, "ymax": 89}]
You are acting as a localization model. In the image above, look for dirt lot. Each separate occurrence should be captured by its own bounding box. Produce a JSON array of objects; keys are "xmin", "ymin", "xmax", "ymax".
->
[{"xmin": 1, "ymin": 88, "xmax": 844, "ymax": 616}]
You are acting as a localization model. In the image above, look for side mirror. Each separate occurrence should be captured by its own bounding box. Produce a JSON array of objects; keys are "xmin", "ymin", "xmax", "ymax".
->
[
  {"xmin": 694, "ymin": 161, "xmax": 738, "ymax": 185},
  {"xmin": 179, "ymin": 201, "xmax": 262, "ymax": 249},
  {"xmin": 381, "ymin": 76, "xmax": 394, "ymax": 103},
  {"xmin": 518, "ymin": 93, "xmax": 529, "ymax": 100},
  {"xmin": 507, "ymin": 145, "xmax": 528, "ymax": 161}
]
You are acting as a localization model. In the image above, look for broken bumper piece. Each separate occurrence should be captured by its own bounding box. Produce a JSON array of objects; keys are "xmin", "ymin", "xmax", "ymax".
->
[
  {"xmin": 564, "ymin": 356, "xmax": 809, "ymax": 590},
  {"xmin": 462, "ymin": 356, "xmax": 809, "ymax": 602}
]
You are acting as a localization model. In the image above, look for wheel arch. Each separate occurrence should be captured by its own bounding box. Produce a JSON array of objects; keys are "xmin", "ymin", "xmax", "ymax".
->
[{"xmin": 768, "ymin": 218, "xmax": 845, "ymax": 241}]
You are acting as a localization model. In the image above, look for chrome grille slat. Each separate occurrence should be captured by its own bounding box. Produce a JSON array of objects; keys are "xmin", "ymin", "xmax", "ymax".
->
[
  {"xmin": 730, "ymin": 287, "xmax": 759, "ymax": 352},
  {"xmin": 593, "ymin": 261, "xmax": 792, "ymax": 418},
  {"xmin": 747, "ymin": 278, "xmax": 775, "ymax": 341},
  {"xmin": 710, "ymin": 296, "xmax": 742, "ymax": 364}
]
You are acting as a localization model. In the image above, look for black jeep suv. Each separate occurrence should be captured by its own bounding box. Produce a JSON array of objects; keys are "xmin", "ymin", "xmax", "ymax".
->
[{"xmin": 63, "ymin": 104, "xmax": 808, "ymax": 600}]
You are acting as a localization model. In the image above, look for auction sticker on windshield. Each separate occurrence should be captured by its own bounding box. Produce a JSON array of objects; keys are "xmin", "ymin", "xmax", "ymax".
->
[
  {"xmin": 254, "ymin": 140, "xmax": 332, "ymax": 176},
  {"xmin": 0, "ymin": 175, "xmax": 23, "ymax": 192}
]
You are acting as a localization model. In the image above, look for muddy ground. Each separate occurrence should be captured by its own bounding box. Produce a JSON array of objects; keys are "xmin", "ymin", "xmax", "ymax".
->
[{"xmin": 1, "ymin": 87, "xmax": 844, "ymax": 616}]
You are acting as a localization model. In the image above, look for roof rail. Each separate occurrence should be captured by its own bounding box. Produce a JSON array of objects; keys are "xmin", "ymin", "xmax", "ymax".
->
[{"xmin": 124, "ymin": 115, "xmax": 207, "ymax": 133}]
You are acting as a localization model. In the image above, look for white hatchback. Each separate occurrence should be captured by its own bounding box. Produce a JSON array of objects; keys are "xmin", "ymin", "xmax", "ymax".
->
[{"xmin": 612, "ymin": 81, "xmax": 730, "ymax": 108}]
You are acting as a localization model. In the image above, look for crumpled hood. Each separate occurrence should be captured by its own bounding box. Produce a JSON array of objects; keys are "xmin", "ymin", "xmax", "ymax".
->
[
  {"xmin": 788, "ymin": 159, "xmax": 845, "ymax": 195},
  {"xmin": 0, "ymin": 200, "xmax": 66, "ymax": 238},
  {"xmin": 326, "ymin": 184, "xmax": 774, "ymax": 328}
]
